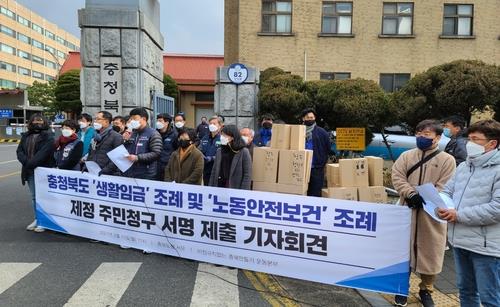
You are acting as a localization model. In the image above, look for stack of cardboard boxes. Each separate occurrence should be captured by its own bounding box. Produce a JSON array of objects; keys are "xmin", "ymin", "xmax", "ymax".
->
[
  {"xmin": 252, "ymin": 124, "xmax": 313, "ymax": 195},
  {"xmin": 322, "ymin": 156, "xmax": 388, "ymax": 203}
]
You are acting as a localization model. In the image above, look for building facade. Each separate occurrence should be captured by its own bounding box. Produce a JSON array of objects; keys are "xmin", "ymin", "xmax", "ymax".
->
[
  {"xmin": 0, "ymin": 0, "xmax": 79, "ymax": 89},
  {"xmin": 225, "ymin": 0, "xmax": 499, "ymax": 91}
]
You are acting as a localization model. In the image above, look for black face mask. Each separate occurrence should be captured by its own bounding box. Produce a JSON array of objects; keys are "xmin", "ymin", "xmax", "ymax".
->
[
  {"xmin": 262, "ymin": 122, "xmax": 272, "ymax": 129},
  {"xmin": 304, "ymin": 120, "xmax": 315, "ymax": 127},
  {"xmin": 31, "ymin": 124, "xmax": 44, "ymax": 131},
  {"xmin": 112, "ymin": 125, "xmax": 122, "ymax": 133},
  {"xmin": 178, "ymin": 139, "xmax": 191, "ymax": 149}
]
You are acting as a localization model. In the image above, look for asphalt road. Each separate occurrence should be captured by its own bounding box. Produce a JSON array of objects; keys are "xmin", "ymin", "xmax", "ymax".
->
[{"xmin": 0, "ymin": 143, "xmax": 370, "ymax": 307}]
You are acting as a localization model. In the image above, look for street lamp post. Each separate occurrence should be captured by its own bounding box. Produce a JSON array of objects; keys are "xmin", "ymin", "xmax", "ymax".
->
[{"xmin": 44, "ymin": 48, "xmax": 61, "ymax": 79}]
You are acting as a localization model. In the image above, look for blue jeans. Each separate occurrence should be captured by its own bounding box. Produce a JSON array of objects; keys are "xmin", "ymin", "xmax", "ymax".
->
[
  {"xmin": 26, "ymin": 174, "xmax": 36, "ymax": 219},
  {"xmin": 453, "ymin": 247, "xmax": 500, "ymax": 307}
]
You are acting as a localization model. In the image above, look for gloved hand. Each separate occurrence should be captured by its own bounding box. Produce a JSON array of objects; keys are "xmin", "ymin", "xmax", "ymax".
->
[{"xmin": 405, "ymin": 193, "xmax": 426, "ymax": 209}]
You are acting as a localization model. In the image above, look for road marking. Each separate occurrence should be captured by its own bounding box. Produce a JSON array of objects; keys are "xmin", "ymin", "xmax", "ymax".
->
[
  {"xmin": 0, "ymin": 171, "xmax": 20, "ymax": 179},
  {"xmin": 0, "ymin": 159, "xmax": 17, "ymax": 165},
  {"xmin": 0, "ymin": 263, "xmax": 41, "ymax": 295},
  {"xmin": 64, "ymin": 262, "xmax": 142, "ymax": 307},
  {"xmin": 190, "ymin": 263, "xmax": 240, "ymax": 307},
  {"xmin": 243, "ymin": 271, "xmax": 301, "ymax": 307}
]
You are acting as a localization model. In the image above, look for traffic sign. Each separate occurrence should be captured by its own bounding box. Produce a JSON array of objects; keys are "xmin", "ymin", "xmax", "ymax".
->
[
  {"xmin": 0, "ymin": 109, "xmax": 13, "ymax": 118},
  {"xmin": 227, "ymin": 63, "xmax": 248, "ymax": 84}
]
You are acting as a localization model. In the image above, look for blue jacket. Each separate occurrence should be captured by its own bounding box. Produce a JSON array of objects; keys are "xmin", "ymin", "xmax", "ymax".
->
[
  {"xmin": 306, "ymin": 126, "xmax": 331, "ymax": 168},
  {"xmin": 78, "ymin": 127, "xmax": 96, "ymax": 158},
  {"xmin": 254, "ymin": 128, "xmax": 272, "ymax": 147},
  {"xmin": 159, "ymin": 127, "xmax": 178, "ymax": 166},
  {"xmin": 124, "ymin": 126, "xmax": 162, "ymax": 180},
  {"xmin": 199, "ymin": 133, "xmax": 221, "ymax": 178}
]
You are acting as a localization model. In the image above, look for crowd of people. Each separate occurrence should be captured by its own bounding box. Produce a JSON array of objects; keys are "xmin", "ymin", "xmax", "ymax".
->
[{"xmin": 15, "ymin": 108, "xmax": 499, "ymax": 307}]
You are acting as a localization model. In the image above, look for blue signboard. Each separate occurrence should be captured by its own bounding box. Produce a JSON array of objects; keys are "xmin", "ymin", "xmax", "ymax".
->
[{"xmin": 0, "ymin": 109, "xmax": 13, "ymax": 118}]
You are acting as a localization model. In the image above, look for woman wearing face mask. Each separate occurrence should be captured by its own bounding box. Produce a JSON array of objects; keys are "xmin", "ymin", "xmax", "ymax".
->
[
  {"xmin": 77, "ymin": 113, "xmax": 96, "ymax": 158},
  {"xmin": 164, "ymin": 128, "xmax": 204, "ymax": 185},
  {"xmin": 54, "ymin": 120, "xmax": 83, "ymax": 170},
  {"xmin": 208, "ymin": 125, "xmax": 252, "ymax": 190},
  {"xmin": 17, "ymin": 114, "xmax": 55, "ymax": 233}
]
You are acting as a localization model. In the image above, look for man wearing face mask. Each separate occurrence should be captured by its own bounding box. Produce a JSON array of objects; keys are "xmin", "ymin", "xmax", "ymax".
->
[
  {"xmin": 124, "ymin": 108, "xmax": 163, "ymax": 180},
  {"xmin": 437, "ymin": 119, "xmax": 500, "ymax": 307},
  {"xmin": 240, "ymin": 127, "xmax": 255, "ymax": 157},
  {"xmin": 173, "ymin": 112, "xmax": 187, "ymax": 133},
  {"xmin": 392, "ymin": 119, "xmax": 456, "ymax": 307},
  {"xmin": 86, "ymin": 111, "xmax": 123, "ymax": 176},
  {"xmin": 442, "ymin": 116, "xmax": 467, "ymax": 166},
  {"xmin": 112, "ymin": 116, "xmax": 127, "ymax": 135},
  {"xmin": 196, "ymin": 116, "xmax": 209, "ymax": 140},
  {"xmin": 301, "ymin": 108, "xmax": 331, "ymax": 197},
  {"xmin": 199, "ymin": 115, "xmax": 223, "ymax": 185},
  {"xmin": 164, "ymin": 128, "xmax": 204, "ymax": 185},
  {"xmin": 155, "ymin": 113, "xmax": 178, "ymax": 181},
  {"xmin": 77, "ymin": 113, "xmax": 96, "ymax": 158},
  {"xmin": 254, "ymin": 114, "xmax": 274, "ymax": 147}
]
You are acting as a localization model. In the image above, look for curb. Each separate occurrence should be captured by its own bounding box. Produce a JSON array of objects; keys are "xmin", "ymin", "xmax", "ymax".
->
[
  {"xmin": 357, "ymin": 290, "xmax": 393, "ymax": 307},
  {"xmin": 0, "ymin": 139, "xmax": 20, "ymax": 143}
]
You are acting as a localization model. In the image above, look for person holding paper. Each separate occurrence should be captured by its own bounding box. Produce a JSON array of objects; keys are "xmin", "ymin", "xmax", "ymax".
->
[
  {"xmin": 124, "ymin": 108, "xmax": 162, "ymax": 180},
  {"xmin": 392, "ymin": 119, "xmax": 456, "ymax": 307},
  {"xmin": 86, "ymin": 111, "xmax": 123, "ymax": 176},
  {"xmin": 164, "ymin": 128, "xmax": 204, "ymax": 184},
  {"xmin": 54, "ymin": 120, "xmax": 83, "ymax": 170},
  {"xmin": 438, "ymin": 119, "xmax": 500, "ymax": 307}
]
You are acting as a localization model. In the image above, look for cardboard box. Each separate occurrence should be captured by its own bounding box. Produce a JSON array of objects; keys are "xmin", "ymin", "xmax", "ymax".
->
[
  {"xmin": 322, "ymin": 187, "xmax": 358, "ymax": 201},
  {"xmin": 358, "ymin": 186, "xmax": 388, "ymax": 203},
  {"xmin": 326, "ymin": 163, "xmax": 340, "ymax": 187},
  {"xmin": 339, "ymin": 158, "xmax": 369, "ymax": 187},
  {"xmin": 366, "ymin": 156, "xmax": 384, "ymax": 186},
  {"xmin": 277, "ymin": 183, "xmax": 308, "ymax": 195},
  {"xmin": 252, "ymin": 181, "xmax": 278, "ymax": 193},
  {"xmin": 252, "ymin": 147, "xmax": 280, "ymax": 183},
  {"xmin": 278, "ymin": 149, "xmax": 313, "ymax": 186},
  {"xmin": 270, "ymin": 124, "xmax": 291, "ymax": 149},
  {"xmin": 289, "ymin": 125, "xmax": 306, "ymax": 150}
]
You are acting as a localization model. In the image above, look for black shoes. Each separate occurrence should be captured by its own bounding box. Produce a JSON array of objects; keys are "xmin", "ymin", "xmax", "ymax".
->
[
  {"xmin": 419, "ymin": 290, "xmax": 435, "ymax": 307},
  {"xmin": 394, "ymin": 295, "xmax": 408, "ymax": 306}
]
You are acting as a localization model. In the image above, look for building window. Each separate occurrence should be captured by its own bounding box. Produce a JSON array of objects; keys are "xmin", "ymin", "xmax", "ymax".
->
[
  {"xmin": 443, "ymin": 4, "xmax": 473, "ymax": 36},
  {"xmin": 56, "ymin": 36, "xmax": 65, "ymax": 45},
  {"xmin": 320, "ymin": 72, "xmax": 351, "ymax": 80},
  {"xmin": 32, "ymin": 71, "xmax": 44, "ymax": 80},
  {"xmin": 0, "ymin": 25, "xmax": 16, "ymax": 37},
  {"xmin": 32, "ymin": 39, "xmax": 44, "ymax": 50},
  {"xmin": 45, "ymin": 45, "xmax": 55, "ymax": 54},
  {"xmin": 65, "ymin": 41, "xmax": 77, "ymax": 51},
  {"xmin": 382, "ymin": 2, "xmax": 413, "ymax": 35},
  {"xmin": 17, "ymin": 32, "xmax": 30, "ymax": 44},
  {"xmin": 0, "ymin": 79, "xmax": 17, "ymax": 89},
  {"xmin": 262, "ymin": 0, "xmax": 292, "ymax": 33},
  {"xmin": 18, "ymin": 67, "xmax": 31, "ymax": 76},
  {"xmin": 0, "ymin": 43, "xmax": 15, "ymax": 55},
  {"xmin": 32, "ymin": 55, "xmax": 44, "ymax": 65},
  {"xmin": 31, "ymin": 23, "xmax": 43, "ymax": 34},
  {"xmin": 195, "ymin": 92, "xmax": 215, "ymax": 102},
  {"xmin": 379, "ymin": 73, "xmax": 410, "ymax": 92},
  {"xmin": 45, "ymin": 75, "xmax": 55, "ymax": 81},
  {"xmin": 17, "ymin": 83, "xmax": 28, "ymax": 89},
  {"xmin": 56, "ymin": 50, "xmax": 66, "ymax": 59},
  {"xmin": 17, "ymin": 50, "xmax": 30, "ymax": 60},
  {"xmin": 321, "ymin": 2, "xmax": 352, "ymax": 34},
  {"xmin": 0, "ymin": 61, "xmax": 16, "ymax": 72},
  {"xmin": 45, "ymin": 30, "xmax": 55, "ymax": 40},
  {"xmin": 17, "ymin": 15, "xmax": 30, "ymax": 27},
  {"xmin": 0, "ymin": 6, "xmax": 15, "ymax": 19},
  {"xmin": 45, "ymin": 60, "xmax": 56, "ymax": 69}
]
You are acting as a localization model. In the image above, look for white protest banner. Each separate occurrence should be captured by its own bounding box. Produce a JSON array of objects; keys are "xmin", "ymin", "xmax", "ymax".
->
[{"xmin": 35, "ymin": 167, "xmax": 411, "ymax": 295}]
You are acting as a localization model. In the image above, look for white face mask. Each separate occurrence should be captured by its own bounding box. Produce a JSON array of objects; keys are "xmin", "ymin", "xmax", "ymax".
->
[
  {"xmin": 175, "ymin": 122, "xmax": 185, "ymax": 129},
  {"xmin": 466, "ymin": 141, "xmax": 486, "ymax": 159},
  {"xmin": 220, "ymin": 135, "xmax": 230, "ymax": 146},
  {"xmin": 93, "ymin": 122, "xmax": 102, "ymax": 131},
  {"xmin": 61, "ymin": 129, "xmax": 73, "ymax": 137},
  {"xmin": 126, "ymin": 126, "xmax": 133, "ymax": 133},
  {"xmin": 79, "ymin": 121, "xmax": 88, "ymax": 129},
  {"xmin": 209, "ymin": 124, "xmax": 218, "ymax": 133},
  {"xmin": 156, "ymin": 121, "xmax": 165, "ymax": 130},
  {"xmin": 241, "ymin": 136, "xmax": 249, "ymax": 145},
  {"xmin": 129, "ymin": 120, "xmax": 140, "ymax": 130}
]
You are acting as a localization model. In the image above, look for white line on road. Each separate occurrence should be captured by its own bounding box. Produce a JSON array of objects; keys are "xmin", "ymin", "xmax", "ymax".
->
[
  {"xmin": 0, "ymin": 160, "xmax": 17, "ymax": 165},
  {"xmin": 64, "ymin": 262, "xmax": 142, "ymax": 307},
  {"xmin": 0, "ymin": 263, "xmax": 42, "ymax": 295},
  {"xmin": 190, "ymin": 263, "xmax": 240, "ymax": 307}
]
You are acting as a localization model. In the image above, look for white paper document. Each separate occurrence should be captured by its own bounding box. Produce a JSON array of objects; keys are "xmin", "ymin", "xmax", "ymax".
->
[
  {"xmin": 85, "ymin": 161, "xmax": 102, "ymax": 175},
  {"xmin": 415, "ymin": 183, "xmax": 455, "ymax": 223},
  {"xmin": 106, "ymin": 145, "xmax": 133, "ymax": 173}
]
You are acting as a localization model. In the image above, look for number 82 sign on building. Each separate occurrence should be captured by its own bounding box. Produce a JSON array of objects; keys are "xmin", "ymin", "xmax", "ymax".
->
[{"xmin": 227, "ymin": 63, "xmax": 249, "ymax": 84}]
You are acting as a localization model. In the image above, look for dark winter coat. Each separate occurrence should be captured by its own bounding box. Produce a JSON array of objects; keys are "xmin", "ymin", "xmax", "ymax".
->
[
  {"xmin": 87, "ymin": 128, "xmax": 123, "ymax": 175},
  {"xmin": 209, "ymin": 147, "xmax": 252, "ymax": 190},
  {"xmin": 164, "ymin": 145, "xmax": 204, "ymax": 185},
  {"xmin": 17, "ymin": 129, "xmax": 55, "ymax": 185}
]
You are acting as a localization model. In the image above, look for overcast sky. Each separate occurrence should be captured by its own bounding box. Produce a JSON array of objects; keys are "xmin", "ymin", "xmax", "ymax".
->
[{"xmin": 15, "ymin": 0, "xmax": 224, "ymax": 55}]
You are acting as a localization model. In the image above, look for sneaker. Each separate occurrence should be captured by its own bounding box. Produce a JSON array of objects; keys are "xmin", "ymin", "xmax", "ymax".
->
[
  {"xmin": 394, "ymin": 295, "xmax": 408, "ymax": 306},
  {"xmin": 419, "ymin": 290, "xmax": 435, "ymax": 307},
  {"xmin": 142, "ymin": 250, "xmax": 152, "ymax": 254},
  {"xmin": 445, "ymin": 244, "xmax": 450, "ymax": 251},
  {"xmin": 26, "ymin": 220, "xmax": 37, "ymax": 231},
  {"xmin": 120, "ymin": 245, "xmax": 131, "ymax": 249},
  {"xmin": 33, "ymin": 226, "xmax": 45, "ymax": 233}
]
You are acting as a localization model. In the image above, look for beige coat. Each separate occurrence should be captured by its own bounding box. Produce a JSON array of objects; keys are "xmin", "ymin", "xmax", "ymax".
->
[{"xmin": 392, "ymin": 146, "xmax": 456, "ymax": 275}]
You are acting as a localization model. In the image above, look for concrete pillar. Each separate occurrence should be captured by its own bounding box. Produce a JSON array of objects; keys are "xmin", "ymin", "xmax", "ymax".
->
[{"xmin": 78, "ymin": 0, "xmax": 164, "ymax": 117}]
